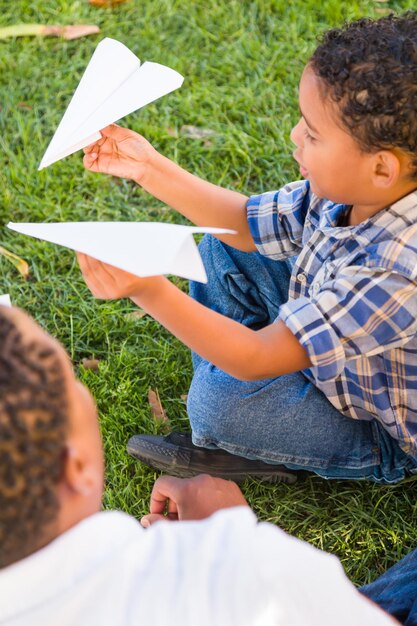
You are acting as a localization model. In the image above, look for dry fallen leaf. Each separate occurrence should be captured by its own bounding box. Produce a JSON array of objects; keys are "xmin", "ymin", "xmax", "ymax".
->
[
  {"xmin": 0, "ymin": 24, "xmax": 100, "ymax": 40},
  {"xmin": 81, "ymin": 357, "xmax": 100, "ymax": 371},
  {"xmin": 124, "ymin": 309, "xmax": 147, "ymax": 321},
  {"xmin": 148, "ymin": 388, "xmax": 170, "ymax": 428},
  {"xmin": 52, "ymin": 25, "xmax": 100, "ymax": 40},
  {"xmin": 0, "ymin": 246, "xmax": 29, "ymax": 278},
  {"xmin": 180, "ymin": 125, "xmax": 215, "ymax": 140},
  {"xmin": 89, "ymin": 0, "xmax": 130, "ymax": 6}
]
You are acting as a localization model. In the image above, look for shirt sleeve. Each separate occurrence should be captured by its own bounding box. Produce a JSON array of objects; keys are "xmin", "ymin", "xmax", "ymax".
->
[
  {"xmin": 246, "ymin": 179, "xmax": 311, "ymax": 259},
  {"xmin": 280, "ymin": 265, "xmax": 417, "ymax": 382}
]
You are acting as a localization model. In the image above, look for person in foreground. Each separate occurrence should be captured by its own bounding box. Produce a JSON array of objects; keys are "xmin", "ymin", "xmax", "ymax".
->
[
  {"xmin": 0, "ymin": 305, "xmax": 398, "ymax": 625},
  {"xmin": 79, "ymin": 13, "xmax": 417, "ymax": 484}
]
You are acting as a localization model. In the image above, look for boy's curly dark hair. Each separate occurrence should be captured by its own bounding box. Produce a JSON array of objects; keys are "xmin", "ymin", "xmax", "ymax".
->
[
  {"xmin": 0, "ymin": 308, "xmax": 68, "ymax": 568},
  {"xmin": 310, "ymin": 12, "xmax": 417, "ymax": 179}
]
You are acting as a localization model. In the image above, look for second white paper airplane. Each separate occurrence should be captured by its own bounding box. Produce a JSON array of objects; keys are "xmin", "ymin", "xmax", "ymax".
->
[
  {"xmin": 7, "ymin": 222, "xmax": 235, "ymax": 283},
  {"xmin": 0, "ymin": 295, "xmax": 12, "ymax": 307},
  {"xmin": 39, "ymin": 38, "xmax": 184, "ymax": 169}
]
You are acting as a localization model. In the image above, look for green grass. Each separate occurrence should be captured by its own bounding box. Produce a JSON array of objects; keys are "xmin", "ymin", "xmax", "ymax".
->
[{"xmin": 2, "ymin": 0, "xmax": 417, "ymax": 587}]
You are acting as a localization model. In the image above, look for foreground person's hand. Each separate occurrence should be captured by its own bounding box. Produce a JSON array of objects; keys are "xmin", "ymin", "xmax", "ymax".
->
[
  {"xmin": 140, "ymin": 474, "xmax": 249, "ymax": 527},
  {"xmin": 83, "ymin": 123, "xmax": 156, "ymax": 184}
]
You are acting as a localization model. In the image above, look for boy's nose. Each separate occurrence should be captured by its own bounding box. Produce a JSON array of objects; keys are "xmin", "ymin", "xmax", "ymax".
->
[{"xmin": 290, "ymin": 118, "xmax": 303, "ymax": 147}]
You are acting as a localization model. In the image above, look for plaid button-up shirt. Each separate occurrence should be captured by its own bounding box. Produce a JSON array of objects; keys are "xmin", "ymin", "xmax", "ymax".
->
[{"xmin": 247, "ymin": 180, "xmax": 417, "ymax": 457}]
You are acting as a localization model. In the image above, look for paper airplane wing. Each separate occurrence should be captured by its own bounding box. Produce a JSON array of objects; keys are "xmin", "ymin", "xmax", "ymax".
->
[
  {"xmin": 6, "ymin": 223, "xmax": 235, "ymax": 283},
  {"xmin": 39, "ymin": 38, "xmax": 138, "ymax": 169},
  {"xmin": 39, "ymin": 38, "xmax": 184, "ymax": 169},
  {"xmin": 60, "ymin": 61, "xmax": 184, "ymax": 159},
  {"xmin": 170, "ymin": 234, "xmax": 207, "ymax": 282}
]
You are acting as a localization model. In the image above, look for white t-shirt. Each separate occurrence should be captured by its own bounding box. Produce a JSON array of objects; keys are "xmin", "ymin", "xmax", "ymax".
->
[{"xmin": 0, "ymin": 508, "xmax": 395, "ymax": 626}]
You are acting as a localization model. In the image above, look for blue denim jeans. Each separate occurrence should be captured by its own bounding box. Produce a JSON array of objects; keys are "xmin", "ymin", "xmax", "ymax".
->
[
  {"xmin": 360, "ymin": 549, "xmax": 417, "ymax": 625},
  {"xmin": 187, "ymin": 235, "xmax": 417, "ymax": 483}
]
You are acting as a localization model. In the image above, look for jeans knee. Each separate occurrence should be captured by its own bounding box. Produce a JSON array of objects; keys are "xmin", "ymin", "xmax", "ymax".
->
[
  {"xmin": 197, "ymin": 234, "xmax": 221, "ymax": 267},
  {"xmin": 187, "ymin": 364, "xmax": 242, "ymax": 441},
  {"xmin": 197, "ymin": 233, "xmax": 214, "ymax": 256}
]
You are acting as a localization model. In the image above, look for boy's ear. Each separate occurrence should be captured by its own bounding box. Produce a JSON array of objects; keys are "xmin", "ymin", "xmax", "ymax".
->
[{"xmin": 372, "ymin": 150, "xmax": 401, "ymax": 189}]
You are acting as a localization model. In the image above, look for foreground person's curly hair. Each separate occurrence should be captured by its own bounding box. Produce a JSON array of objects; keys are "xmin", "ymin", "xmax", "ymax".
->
[
  {"xmin": 0, "ymin": 308, "xmax": 68, "ymax": 567},
  {"xmin": 310, "ymin": 12, "xmax": 417, "ymax": 179}
]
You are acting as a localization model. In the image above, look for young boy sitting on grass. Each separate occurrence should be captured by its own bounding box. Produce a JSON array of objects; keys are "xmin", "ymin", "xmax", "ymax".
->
[{"xmin": 78, "ymin": 12, "xmax": 417, "ymax": 484}]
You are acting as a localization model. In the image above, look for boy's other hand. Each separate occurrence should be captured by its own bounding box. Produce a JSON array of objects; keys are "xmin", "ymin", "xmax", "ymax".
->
[
  {"xmin": 140, "ymin": 474, "xmax": 249, "ymax": 527},
  {"xmin": 77, "ymin": 252, "xmax": 158, "ymax": 300},
  {"xmin": 83, "ymin": 124, "xmax": 156, "ymax": 185}
]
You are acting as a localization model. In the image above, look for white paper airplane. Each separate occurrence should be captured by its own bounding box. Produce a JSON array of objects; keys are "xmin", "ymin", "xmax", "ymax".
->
[
  {"xmin": 38, "ymin": 38, "xmax": 184, "ymax": 170},
  {"xmin": 0, "ymin": 294, "xmax": 12, "ymax": 307},
  {"xmin": 7, "ymin": 222, "xmax": 235, "ymax": 283}
]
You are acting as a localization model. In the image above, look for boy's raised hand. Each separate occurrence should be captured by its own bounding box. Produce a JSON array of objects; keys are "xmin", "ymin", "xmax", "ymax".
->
[
  {"xmin": 140, "ymin": 474, "xmax": 249, "ymax": 527},
  {"xmin": 83, "ymin": 124, "xmax": 156, "ymax": 184},
  {"xmin": 82, "ymin": 125, "xmax": 254, "ymax": 252}
]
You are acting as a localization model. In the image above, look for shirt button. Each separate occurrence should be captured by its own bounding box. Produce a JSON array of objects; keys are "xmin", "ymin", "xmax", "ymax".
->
[{"xmin": 296, "ymin": 273, "xmax": 307, "ymax": 284}]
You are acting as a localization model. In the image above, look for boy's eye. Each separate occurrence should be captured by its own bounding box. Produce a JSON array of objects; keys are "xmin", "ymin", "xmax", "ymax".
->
[{"xmin": 304, "ymin": 128, "xmax": 316, "ymax": 142}]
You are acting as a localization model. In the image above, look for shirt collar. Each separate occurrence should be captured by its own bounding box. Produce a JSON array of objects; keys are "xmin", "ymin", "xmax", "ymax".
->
[{"xmin": 319, "ymin": 189, "xmax": 417, "ymax": 238}]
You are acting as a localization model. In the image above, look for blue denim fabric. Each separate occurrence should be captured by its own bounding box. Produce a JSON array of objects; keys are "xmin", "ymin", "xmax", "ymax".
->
[
  {"xmin": 360, "ymin": 549, "xmax": 417, "ymax": 625},
  {"xmin": 187, "ymin": 235, "xmax": 417, "ymax": 483}
]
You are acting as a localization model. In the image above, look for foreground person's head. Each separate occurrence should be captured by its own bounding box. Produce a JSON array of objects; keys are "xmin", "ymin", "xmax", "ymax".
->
[{"xmin": 0, "ymin": 306, "xmax": 104, "ymax": 568}]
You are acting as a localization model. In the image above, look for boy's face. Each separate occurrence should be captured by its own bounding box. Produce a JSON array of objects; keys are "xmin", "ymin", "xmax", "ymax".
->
[{"xmin": 291, "ymin": 65, "xmax": 376, "ymax": 205}]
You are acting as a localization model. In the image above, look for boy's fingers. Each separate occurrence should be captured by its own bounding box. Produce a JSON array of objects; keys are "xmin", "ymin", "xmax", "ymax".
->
[
  {"xmin": 83, "ymin": 154, "xmax": 98, "ymax": 167},
  {"xmin": 149, "ymin": 475, "xmax": 186, "ymax": 515},
  {"xmin": 77, "ymin": 253, "xmax": 96, "ymax": 288},
  {"xmin": 76, "ymin": 252, "xmax": 87, "ymax": 273},
  {"xmin": 140, "ymin": 514, "xmax": 174, "ymax": 527},
  {"xmin": 83, "ymin": 143, "xmax": 98, "ymax": 154},
  {"xmin": 149, "ymin": 492, "xmax": 179, "ymax": 517},
  {"xmin": 100, "ymin": 123, "xmax": 131, "ymax": 141},
  {"xmin": 83, "ymin": 157, "xmax": 100, "ymax": 175},
  {"xmin": 83, "ymin": 135, "xmax": 106, "ymax": 154},
  {"xmin": 77, "ymin": 253, "xmax": 100, "ymax": 285},
  {"xmin": 78, "ymin": 253, "xmax": 119, "ymax": 281}
]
